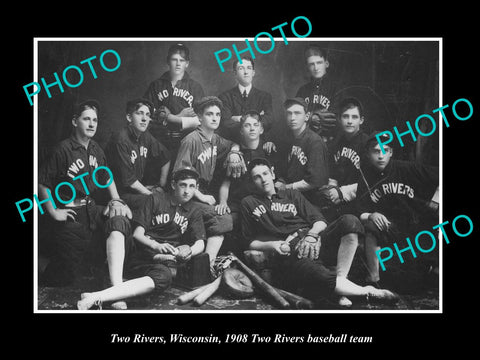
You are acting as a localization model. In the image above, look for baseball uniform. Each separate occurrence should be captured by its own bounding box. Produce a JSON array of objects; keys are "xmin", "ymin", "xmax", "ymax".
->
[
  {"xmin": 295, "ymin": 73, "xmax": 343, "ymax": 113},
  {"xmin": 38, "ymin": 136, "xmax": 131, "ymax": 286},
  {"xmin": 127, "ymin": 191, "xmax": 206, "ymax": 291}
]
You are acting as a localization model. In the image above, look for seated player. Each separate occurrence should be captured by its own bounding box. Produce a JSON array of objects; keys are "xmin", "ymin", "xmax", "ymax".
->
[
  {"xmin": 264, "ymin": 97, "xmax": 329, "ymax": 205},
  {"xmin": 173, "ymin": 96, "xmax": 247, "ymax": 266},
  {"xmin": 319, "ymin": 97, "xmax": 370, "ymax": 220},
  {"xmin": 356, "ymin": 132, "xmax": 439, "ymax": 287},
  {"xmin": 77, "ymin": 166, "xmax": 206, "ymax": 310},
  {"xmin": 38, "ymin": 100, "xmax": 132, "ymax": 309},
  {"xmin": 106, "ymin": 98, "xmax": 170, "ymax": 210},
  {"xmin": 240, "ymin": 158, "xmax": 398, "ymax": 308},
  {"xmin": 218, "ymin": 56, "xmax": 273, "ymax": 142}
]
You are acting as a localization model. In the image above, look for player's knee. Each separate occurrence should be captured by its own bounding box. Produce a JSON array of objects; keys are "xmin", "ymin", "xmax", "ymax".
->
[
  {"xmin": 338, "ymin": 214, "xmax": 364, "ymax": 235},
  {"xmin": 104, "ymin": 215, "xmax": 131, "ymax": 238},
  {"xmin": 147, "ymin": 264, "xmax": 173, "ymax": 291}
]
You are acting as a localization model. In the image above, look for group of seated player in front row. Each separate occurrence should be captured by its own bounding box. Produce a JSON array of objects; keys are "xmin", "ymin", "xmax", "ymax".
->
[{"xmin": 38, "ymin": 93, "xmax": 439, "ymax": 310}]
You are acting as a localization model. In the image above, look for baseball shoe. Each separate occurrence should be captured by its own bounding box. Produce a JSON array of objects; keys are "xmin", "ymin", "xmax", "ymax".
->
[
  {"xmin": 365, "ymin": 286, "xmax": 400, "ymax": 304},
  {"xmin": 77, "ymin": 293, "xmax": 102, "ymax": 310}
]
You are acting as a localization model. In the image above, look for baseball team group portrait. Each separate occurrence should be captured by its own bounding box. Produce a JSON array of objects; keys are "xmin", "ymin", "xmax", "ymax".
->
[{"xmin": 35, "ymin": 39, "xmax": 440, "ymax": 312}]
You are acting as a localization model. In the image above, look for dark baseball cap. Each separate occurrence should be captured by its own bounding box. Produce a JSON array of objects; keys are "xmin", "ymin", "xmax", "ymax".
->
[
  {"xmin": 284, "ymin": 97, "xmax": 308, "ymax": 111},
  {"xmin": 247, "ymin": 157, "xmax": 274, "ymax": 174},
  {"xmin": 365, "ymin": 131, "xmax": 395, "ymax": 149},
  {"xmin": 193, "ymin": 96, "xmax": 223, "ymax": 114},
  {"xmin": 172, "ymin": 166, "xmax": 200, "ymax": 182},
  {"xmin": 126, "ymin": 98, "xmax": 154, "ymax": 114},
  {"xmin": 74, "ymin": 99, "xmax": 100, "ymax": 117}
]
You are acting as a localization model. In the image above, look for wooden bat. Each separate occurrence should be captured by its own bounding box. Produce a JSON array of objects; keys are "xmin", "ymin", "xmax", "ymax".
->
[
  {"xmin": 193, "ymin": 276, "xmax": 222, "ymax": 306},
  {"xmin": 228, "ymin": 252, "xmax": 290, "ymax": 309},
  {"xmin": 274, "ymin": 287, "xmax": 314, "ymax": 309},
  {"xmin": 177, "ymin": 282, "xmax": 213, "ymax": 305}
]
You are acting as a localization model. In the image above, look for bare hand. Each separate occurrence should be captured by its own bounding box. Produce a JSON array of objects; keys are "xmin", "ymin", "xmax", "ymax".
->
[
  {"xmin": 274, "ymin": 181, "xmax": 286, "ymax": 191},
  {"xmin": 272, "ymin": 241, "xmax": 291, "ymax": 256},
  {"xmin": 215, "ymin": 202, "xmax": 231, "ymax": 215},
  {"xmin": 153, "ymin": 242, "xmax": 177, "ymax": 255},
  {"xmin": 226, "ymin": 153, "xmax": 246, "ymax": 179},
  {"xmin": 263, "ymin": 141, "xmax": 277, "ymax": 154},
  {"xmin": 104, "ymin": 201, "xmax": 133, "ymax": 219},
  {"xmin": 52, "ymin": 208, "xmax": 77, "ymax": 222},
  {"xmin": 368, "ymin": 212, "xmax": 391, "ymax": 231},
  {"xmin": 201, "ymin": 194, "xmax": 217, "ymax": 206}
]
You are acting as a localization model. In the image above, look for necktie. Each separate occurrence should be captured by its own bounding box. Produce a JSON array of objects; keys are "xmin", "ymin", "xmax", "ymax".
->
[{"xmin": 242, "ymin": 90, "xmax": 247, "ymax": 101}]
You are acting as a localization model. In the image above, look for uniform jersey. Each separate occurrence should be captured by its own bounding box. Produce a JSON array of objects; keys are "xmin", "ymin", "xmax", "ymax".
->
[
  {"xmin": 218, "ymin": 86, "xmax": 273, "ymax": 142},
  {"xmin": 106, "ymin": 126, "xmax": 170, "ymax": 193},
  {"xmin": 144, "ymin": 71, "xmax": 205, "ymax": 142},
  {"xmin": 133, "ymin": 191, "xmax": 206, "ymax": 247},
  {"xmin": 240, "ymin": 189, "xmax": 326, "ymax": 243},
  {"xmin": 38, "ymin": 136, "xmax": 109, "ymax": 202},
  {"xmin": 356, "ymin": 159, "xmax": 439, "ymax": 226},
  {"xmin": 285, "ymin": 127, "xmax": 329, "ymax": 190},
  {"xmin": 295, "ymin": 73, "xmax": 342, "ymax": 113},
  {"xmin": 328, "ymin": 130, "xmax": 369, "ymax": 186},
  {"xmin": 173, "ymin": 127, "xmax": 233, "ymax": 191}
]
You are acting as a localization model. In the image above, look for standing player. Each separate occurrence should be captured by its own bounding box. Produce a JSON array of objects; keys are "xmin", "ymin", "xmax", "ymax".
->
[
  {"xmin": 77, "ymin": 167, "xmax": 206, "ymax": 310},
  {"xmin": 296, "ymin": 45, "xmax": 341, "ymax": 130},
  {"xmin": 38, "ymin": 100, "xmax": 133, "ymax": 308},
  {"xmin": 356, "ymin": 133, "xmax": 439, "ymax": 287},
  {"xmin": 106, "ymin": 98, "xmax": 170, "ymax": 210},
  {"xmin": 173, "ymin": 96, "xmax": 246, "ymax": 266},
  {"xmin": 264, "ymin": 98, "xmax": 329, "ymax": 205},
  {"xmin": 218, "ymin": 56, "xmax": 273, "ymax": 143},
  {"xmin": 144, "ymin": 43, "xmax": 205, "ymax": 166},
  {"xmin": 240, "ymin": 158, "xmax": 398, "ymax": 307},
  {"xmin": 319, "ymin": 97, "xmax": 370, "ymax": 220}
]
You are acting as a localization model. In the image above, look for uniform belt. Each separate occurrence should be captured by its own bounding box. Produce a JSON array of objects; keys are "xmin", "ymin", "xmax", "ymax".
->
[{"xmin": 64, "ymin": 197, "xmax": 91, "ymax": 208}]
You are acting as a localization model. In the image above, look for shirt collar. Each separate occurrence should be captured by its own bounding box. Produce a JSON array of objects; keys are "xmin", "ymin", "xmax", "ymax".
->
[
  {"xmin": 127, "ymin": 125, "xmax": 143, "ymax": 142},
  {"xmin": 68, "ymin": 135, "xmax": 92, "ymax": 151},
  {"xmin": 197, "ymin": 127, "xmax": 216, "ymax": 143},
  {"xmin": 238, "ymin": 83, "xmax": 252, "ymax": 96}
]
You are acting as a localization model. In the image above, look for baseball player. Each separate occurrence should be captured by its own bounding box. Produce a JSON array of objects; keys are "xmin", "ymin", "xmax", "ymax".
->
[
  {"xmin": 240, "ymin": 158, "xmax": 398, "ymax": 307},
  {"xmin": 356, "ymin": 132, "xmax": 439, "ymax": 287},
  {"xmin": 38, "ymin": 100, "xmax": 133, "ymax": 309},
  {"xmin": 319, "ymin": 97, "xmax": 370, "ymax": 220},
  {"xmin": 173, "ymin": 96, "xmax": 247, "ymax": 267},
  {"xmin": 218, "ymin": 56, "xmax": 274, "ymax": 143},
  {"xmin": 106, "ymin": 98, "xmax": 171, "ymax": 210},
  {"xmin": 295, "ymin": 45, "xmax": 343, "ymax": 117},
  {"xmin": 264, "ymin": 97, "xmax": 329, "ymax": 205},
  {"xmin": 143, "ymin": 43, "xmax": 205, "ymax": 175},
  {"xmin": 77, "ymin": 166, "xmax": 206, "ymax": 310}
]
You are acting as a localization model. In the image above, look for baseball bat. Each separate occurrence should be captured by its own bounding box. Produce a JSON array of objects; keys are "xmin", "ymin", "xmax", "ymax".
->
[
  {"xmin": 193, "ymin": 276, "xmax": 222, "ymax": 306},
  {"xmin": 177, "ymin": 282, "xmax": 213, "ymax": 305},
  {"xmin": 228, "ymin": 252, "xmax": 290, "ymax": 309},
  {"xmin": 274, "ymin": 287, "xmax": 314, "ymax": 309}
]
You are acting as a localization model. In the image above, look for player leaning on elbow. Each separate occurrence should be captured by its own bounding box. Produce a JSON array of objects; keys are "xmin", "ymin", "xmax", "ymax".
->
[
  {"xmin": 240, "ymin": 158, "xmax": 399, "ymax": 308},
  {"xmin": 38, "ymin": 100, "xmax": 133, "ymax": 310}
]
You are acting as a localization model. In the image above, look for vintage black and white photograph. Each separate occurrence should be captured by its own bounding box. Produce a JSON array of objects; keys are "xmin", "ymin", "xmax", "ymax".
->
[{"xmin": 33, "ymin": 38, "xmax": 441, "ymax": 313}]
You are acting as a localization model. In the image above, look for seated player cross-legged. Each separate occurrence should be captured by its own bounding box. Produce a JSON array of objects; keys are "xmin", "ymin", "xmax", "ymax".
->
[
  {"xmin": 240, "ymin": 158, "xmax": 398, "ymax": 308},
  {"xmin": 77, "ymin": 166, "xmax": 206, "ymax": 310}
]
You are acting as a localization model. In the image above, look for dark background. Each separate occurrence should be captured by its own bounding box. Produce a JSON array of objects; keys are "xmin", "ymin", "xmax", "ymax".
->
[
  {"xmin": 37, "ymin": 40, "xmax": 439, "ymax": 166},
  {"xmin": 8, "ymin": 5, "xmax": 479, "ymax": 355}
]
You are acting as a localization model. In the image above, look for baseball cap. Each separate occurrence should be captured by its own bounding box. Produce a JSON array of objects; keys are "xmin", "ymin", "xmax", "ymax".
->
[
  {"xmin": 74, "ymin": 99, "xmax": 100, "ymax": 117},
  {"xmin": 172, "ymin": 166, "xmax": 200, "ymax": 182},
  {"xmin": 126, "ymin": 98, "xmax": 154, "ymax": 115},
  {"xmin": 193, "ymin": 96, "xmax": 223, "ymax": 114},
  {"xmin": 167, "ymin": 43, "xmax": 190, "ymax": 61},
  {"xmin": 247, "ymin": 157, "xmax": 274, "ymax": 174},
  {"xmin": 284, "ymin": 97, "xmax": 308, "ymax": 111},
  {"xmin": 365, "ymin": 131, "xmax": 394, "ymax": 149}
]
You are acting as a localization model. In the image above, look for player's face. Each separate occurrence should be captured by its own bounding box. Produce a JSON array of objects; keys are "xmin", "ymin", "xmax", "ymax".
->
[
  {"xmin": 168, "ymin": 53, "xmax": 189, "ymax": 77},
  {"xmin": 339, "ymin": 107, "xmax": 363, "ymax": 137},
  {"xmin": 173, "ymin": 178, "xmax": 198, "ymax": 204},
  {"xmin": 234, "ymin": 60, "xmax": 255, "ymax": 86},
  {"xmin": 240, "ymin": 117, "xmax": 263, "ymax": 141},
  {"xmin": 199, "ymin": 105, "xmax": 221, "ymax": 131},
  {"xmin": 306, "ymin": 55, "xmax": 329, "ymax": 79},
  {"xmin": 73, "ymin": 108, "xmax": 98, "ymax": 139},
  {"xmin": 127, "ymin": 104, "xmax": 151, "ymax": 133},
  {"xmin": 286, "ymin": 104, "xmax": 309, "ymax": 133},
  {"xmin": 251, "ymin": 165, "xmax": 275, "ymax": 195},
  {"xmin": 367, "ymin": 144, "xmax": 393, "ymax": 172}
]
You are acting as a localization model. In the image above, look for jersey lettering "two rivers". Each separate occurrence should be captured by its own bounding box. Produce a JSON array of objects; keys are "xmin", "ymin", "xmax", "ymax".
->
[
  {"xmin": 252, "ymin": 202, "xmax": 298, "ymax": 218},
  {"xmin": 152, "ymin": 211, "xmax": 189, "ymax": 234},
  {"xmin": 156, "ymin": 87, "xmax": 195, "ymax": 107}
]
